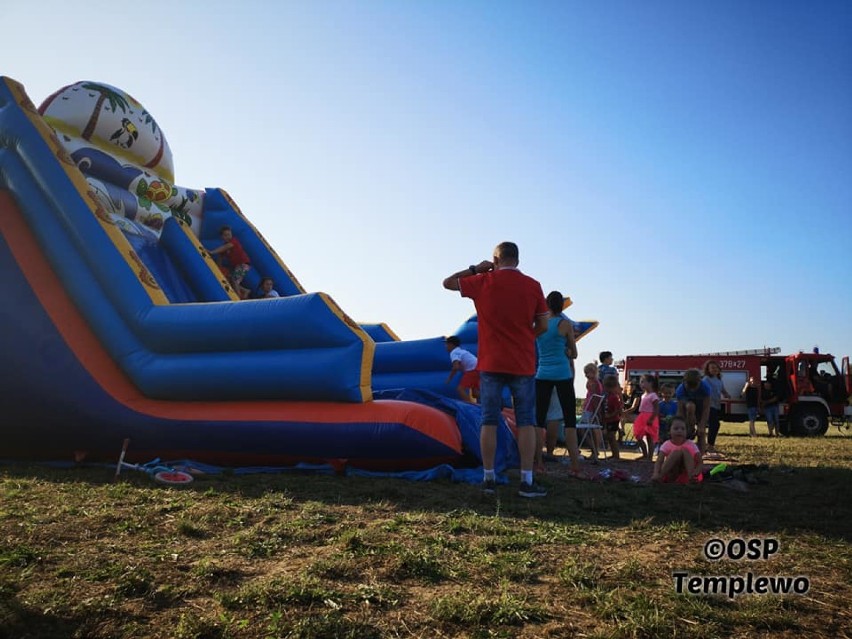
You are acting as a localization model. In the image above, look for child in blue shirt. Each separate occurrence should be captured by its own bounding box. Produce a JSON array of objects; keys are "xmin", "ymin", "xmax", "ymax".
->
[
  {"xmin": 657, "ymin": 384, "xmax": 678, "ymax": 444},
  {"xmin": 598, "ymin": 351, "xmax": 619, "ymax": 382}
]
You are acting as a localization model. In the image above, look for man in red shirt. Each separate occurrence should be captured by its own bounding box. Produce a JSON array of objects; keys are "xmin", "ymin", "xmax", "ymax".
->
[{"xmin": 443, "ymin": 241, "xmax": 549, "ymax": 498}]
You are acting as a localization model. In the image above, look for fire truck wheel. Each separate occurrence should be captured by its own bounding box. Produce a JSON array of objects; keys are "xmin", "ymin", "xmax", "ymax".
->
[{"xmin": 791, "ymin": 405, "xmax": 829, "ymax": 437}]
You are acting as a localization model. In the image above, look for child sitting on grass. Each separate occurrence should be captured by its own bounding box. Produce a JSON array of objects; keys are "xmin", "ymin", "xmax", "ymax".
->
[{"xmin": 652, "ymin": 416, "xmax": 703, "ymax": 484}]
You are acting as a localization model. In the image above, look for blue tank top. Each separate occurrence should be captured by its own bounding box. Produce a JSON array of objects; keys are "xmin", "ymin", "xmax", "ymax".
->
[{"xmin": 536, "ymin": 316, "xmax": 572, "ymax": 380}]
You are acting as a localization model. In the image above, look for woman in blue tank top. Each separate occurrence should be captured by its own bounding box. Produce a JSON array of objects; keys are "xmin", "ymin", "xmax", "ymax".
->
[{"xmin": 536, "ymin": 291, "xmax": 583, "ymax": 475}]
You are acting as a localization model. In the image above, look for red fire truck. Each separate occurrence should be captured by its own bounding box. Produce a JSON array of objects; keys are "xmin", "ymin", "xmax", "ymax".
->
[{"xmin": 620, "ymin": 348, "xmax": 852, "ymax": 437}]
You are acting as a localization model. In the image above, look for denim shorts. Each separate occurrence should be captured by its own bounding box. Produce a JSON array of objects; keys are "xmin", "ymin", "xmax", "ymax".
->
[
  {"xmin": 747, "ymin": 406, "xmax": 759, "ymax": 421},
  {"xmin": 764, "ymin": 404, "xmax": 779, "ymax": 424},
  {"xmin": 480, "ymin": 372, "xmax": 536, "ymax": 427}
]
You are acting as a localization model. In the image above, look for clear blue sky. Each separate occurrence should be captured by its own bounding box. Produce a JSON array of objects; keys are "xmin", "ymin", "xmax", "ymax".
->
[{"xmin": 4, "ymin": 1, "xmax": 851, "ymax": 394}]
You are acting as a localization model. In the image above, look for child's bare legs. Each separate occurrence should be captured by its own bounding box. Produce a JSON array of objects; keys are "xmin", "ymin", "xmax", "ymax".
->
[
  {"xmin": 681, "ymin": 449, "xmax": 697, "ymax": 479},
  {"xmin": 563, "ymin": 427, "xmax": 582, "ymax": 473},
  {"xmin": 590, "ymin": 429, "xmax": 603, "ymax": 462},
  {"xmin": 643, "ymin": 436, "xmax": 655, "ymax": 461},
  {"xmin": 656, "ymin": 449, "xmax": 692, "ymax": 481},
  {"xmin": 684, "ymin": 402, "xmax": 707, "ymax": 452},
  {"xmin": 696, "ymin": 424, "xmax": 707, "ymax": 454},
  {"xmin": 748, "ymin": 416, "xmax": 757, "ymax": 437},
  {"xmin": 230, "ymin": 276, "xmax": 250, "ymax": 299},
  {"xmin": 637, "ymin": 436, "xmax": 648, "ymax": 459},
  {"xmin": 230, "ymin": 264, "xmax": 252, "ymax": 299},
  {"xmin": 456, "ymin": 387, "xmax": 475, "ymax": 403},
  {"xmin": 605, "ymin": 428, "xmax": 620, "ymax": 459},
  {"xmin": 545, "ymin": 420, "xmax": 560, "ymax": 456},
  {"xmin": 685, "ymin": 402, "xmax": 697, "ymax": 439}
]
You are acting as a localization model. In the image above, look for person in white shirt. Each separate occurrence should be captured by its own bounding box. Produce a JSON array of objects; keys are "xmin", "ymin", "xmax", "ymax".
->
[{"xmin": 444, "ymin": 336, "xmax": 479, "ymax": 403}]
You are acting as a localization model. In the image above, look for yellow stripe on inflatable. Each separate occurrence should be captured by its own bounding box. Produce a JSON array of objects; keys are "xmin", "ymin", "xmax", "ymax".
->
[
  {"xmin": 379, "ymin": 323, "xmax": 401, "ymax": 342},
  {"xmin": 318, "ymin": 292, "xmax": 375, "ymax": 403},
  {"xmin": 5, "ymin": 78, "xmax": 169, "ymax": 306},
  {"xmin": 216, "ymin": 188, "xmax": 307, "ymax": 295}
]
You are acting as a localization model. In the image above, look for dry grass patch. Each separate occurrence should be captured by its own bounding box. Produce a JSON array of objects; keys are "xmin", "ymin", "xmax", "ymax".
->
[{"xmin": 0, "ymin": 425, "xmax": 850, "ymax": 638}]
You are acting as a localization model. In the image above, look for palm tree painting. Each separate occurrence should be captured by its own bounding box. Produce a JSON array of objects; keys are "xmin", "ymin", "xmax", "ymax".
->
[
  {"xmin": 140, "ymin": 109, "xmax": 166, "ymax": 170},
  {"xmin": 80, "ymin": 83, "xmax": 130, "ymax": 141}
]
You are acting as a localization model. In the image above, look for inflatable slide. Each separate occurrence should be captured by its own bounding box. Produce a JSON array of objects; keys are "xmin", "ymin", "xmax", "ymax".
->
[{"xmin": 0, "ymin": 77, "xmax": 597, "ymax": 471}]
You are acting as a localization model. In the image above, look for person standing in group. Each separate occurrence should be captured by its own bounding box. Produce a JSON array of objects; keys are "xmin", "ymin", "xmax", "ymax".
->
[
  {"xmin": 633, "ymin": 374, "xmax": 661, "ymax": 461},
  {"xmin": 761, "ymin": 378, "xmax": 781, "ymax": 437},
  {"xmin": 742, "ymin": 376, "xmax": 760, "ymax": 437},
  {"xmin": 580, "ymin": 362, "xmax": 605, "ymax": 463},
  {"xmin": 702, "ymin": 360, "xmax": 731, "ymax": 454},
  {"xmin": 601, "ymin": 375, "xmax": 623, "ymax": 459},
  {"xmin": 444, "ymin": 335, "xmax": 480, "ymax": 403},
  {"xmin": 598, "ymin": 351, "xmax": 619, "ymax": 382},
  {"xmin": 443, "ymin": 242, "xmax": 549, "ymax": 498},
  {"xmin": 675, "ymin": 368, "xmax": 712, "ymax": 453},
  {"xmin": 657, "ymin": 384, "xmax": 678, "ymax": 444},
  {"xmin": 535, "ymin": 291, "xmax": 583, "ymax": 477},
  {"xmin": 621, "ymin": 378, "xmax": 642, "ymax": 444}
]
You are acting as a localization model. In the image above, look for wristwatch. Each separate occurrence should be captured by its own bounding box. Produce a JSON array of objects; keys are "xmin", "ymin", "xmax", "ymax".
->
[{"xmin": 469, "ymin": 265, "xmax": 477, "ymax": 275}]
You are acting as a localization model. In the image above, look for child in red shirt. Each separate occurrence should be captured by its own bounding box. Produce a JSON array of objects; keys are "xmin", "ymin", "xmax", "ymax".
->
[
  {"xmin": 210, "ymin": 225, "xmax": 251, "ymax": 299},
  {"xmin": 602, "ymin": 375, "xmax": 623, "ymax": 460}
]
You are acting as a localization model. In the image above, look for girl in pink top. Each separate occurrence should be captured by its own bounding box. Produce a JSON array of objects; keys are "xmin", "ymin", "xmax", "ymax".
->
[
  {"xmin": 580, "ymin": 362, "xmax": 605, "ymax": 464},
  {"xmin": 652, "ymin": 416, "xmax": 703, "ymax": 483},
  {"xmin": 633, "ymin": 374, "xmax": 660, "ymax": 460}
]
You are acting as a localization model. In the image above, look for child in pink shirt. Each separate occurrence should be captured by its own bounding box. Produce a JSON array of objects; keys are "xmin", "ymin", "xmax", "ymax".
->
[
  {"xmin": 580, "ymin": 362, "xmax": 605, "ymax": 463},
  {"xmin": 652, "ymin": 416, "xmax": 703, "ymax": 484},
  {"xmin": 633, "ymin": 374, "xmax": 660, "ymax": 460}
]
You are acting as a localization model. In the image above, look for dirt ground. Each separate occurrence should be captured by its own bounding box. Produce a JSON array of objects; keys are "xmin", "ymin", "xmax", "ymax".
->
[{"xmin": 541, "ymin": 442, "xmax": 733, "ymax": 483}]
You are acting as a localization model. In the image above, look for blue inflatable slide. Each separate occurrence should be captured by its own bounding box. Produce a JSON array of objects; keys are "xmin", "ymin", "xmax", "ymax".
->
[{"xmin": 0, "ymin": 77, "xmax": 597, "ymax": 472}]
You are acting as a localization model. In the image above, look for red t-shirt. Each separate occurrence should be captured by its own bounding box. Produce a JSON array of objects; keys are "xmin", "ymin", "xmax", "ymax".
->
[
  {"xmin": 604, "ymin": 391, "xmax": 623, "ymax": 425},
  {"xmin": 459, "ymin": 268, "xmax": 547, "ymax": 376},
  {"xmin": 221, "ymin": 237, "xmax": 250, "ymax": 268}
]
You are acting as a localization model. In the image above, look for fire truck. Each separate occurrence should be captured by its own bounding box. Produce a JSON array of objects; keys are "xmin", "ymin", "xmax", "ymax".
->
[{"xmin": 620, "ymin": 348, "xmax": 852, "ymax": 437}]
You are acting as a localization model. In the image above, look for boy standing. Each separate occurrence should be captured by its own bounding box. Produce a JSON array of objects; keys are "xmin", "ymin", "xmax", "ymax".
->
[
  {"xmin": 598, "ymin": 351, "xmax": 619, "ymax": 382},
  {"xmin": 657, "ymin": 384, "xmax": 678, "ymax": 443}
]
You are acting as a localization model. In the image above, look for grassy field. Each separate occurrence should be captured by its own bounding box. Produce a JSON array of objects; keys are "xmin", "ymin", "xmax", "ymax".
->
[{"xmin": 1, "ymin": 423, "xmax": 850, "ymax": 639}]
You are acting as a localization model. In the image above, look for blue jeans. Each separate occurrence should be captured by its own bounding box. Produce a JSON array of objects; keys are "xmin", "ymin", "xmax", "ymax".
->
[
  {"xmin": 480, "ymin": 372, "xmax": 536, "ymax": 427},
  {"xmin": 764, "ymin": 404, "xmax": 779, "ymax": 425}
]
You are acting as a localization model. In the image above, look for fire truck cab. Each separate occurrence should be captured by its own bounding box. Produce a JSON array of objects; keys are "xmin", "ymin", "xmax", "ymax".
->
[{"xmin": 621, "ymin": 349, "xmax": 852, "ymax": 437}]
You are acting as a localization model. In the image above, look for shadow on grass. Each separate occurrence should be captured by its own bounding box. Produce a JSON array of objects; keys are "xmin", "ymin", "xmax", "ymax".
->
[
  {"xmin": 0, "ymin": 596, "xmax": 106, "ymax": 639},
  {"xmin": 2, "ymin": 457, "xmax": 851, "ymax": 542}
]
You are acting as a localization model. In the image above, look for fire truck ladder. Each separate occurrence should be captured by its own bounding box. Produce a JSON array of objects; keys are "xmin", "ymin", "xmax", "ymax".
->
[{"xmin": 693, "ymin": 347, "xmax": 781, "ymax": 357}]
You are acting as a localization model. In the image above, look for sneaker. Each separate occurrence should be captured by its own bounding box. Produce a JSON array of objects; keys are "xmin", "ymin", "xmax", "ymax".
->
[
  {"xmin": 518, "ymin": 481, "xmax": 547, "ymax": 498},
  {"xmin": 482, "ymin": 479, "xmax": 496, "ymax": 495}
]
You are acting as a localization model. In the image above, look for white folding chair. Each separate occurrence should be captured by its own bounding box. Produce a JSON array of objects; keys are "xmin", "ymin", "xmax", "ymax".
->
[{"xmin": 576, "ymin": 393, "xmax": 606, "ymax": 460}]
